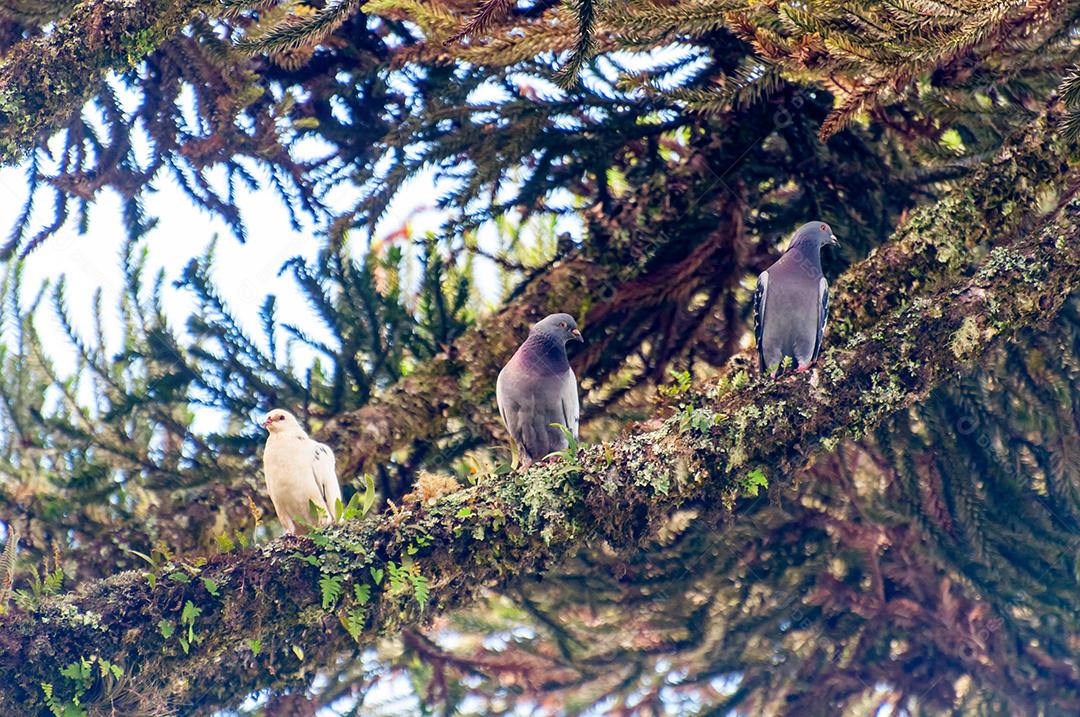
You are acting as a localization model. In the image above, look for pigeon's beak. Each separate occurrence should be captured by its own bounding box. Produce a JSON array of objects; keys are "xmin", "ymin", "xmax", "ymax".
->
[
  {"xmin": 571, "ymin": 328, "xmax": 583, "ymax": 343},
  {"xmin": 261, "ymin": 417, "xmax": 272, "ymax": 430},
  {"xmin": 828, "ymin": 233, "xmax": 840, "ymax": 246}
]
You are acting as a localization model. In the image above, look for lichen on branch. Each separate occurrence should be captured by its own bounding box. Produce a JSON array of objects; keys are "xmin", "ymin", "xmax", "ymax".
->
[
  {"xmin": 318, "ymin": 109, "xmax": 1079, "ymax": 475},
  {"xmin": 1, "ymin": 195, "xmax": 1076, "ymax": 714},
  {"xmin": 0, "ymin": 0, "xmax": 213, "ymax": 164}
]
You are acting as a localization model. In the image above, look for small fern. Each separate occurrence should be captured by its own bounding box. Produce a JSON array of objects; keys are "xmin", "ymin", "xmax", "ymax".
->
[
  {"xmin": 0, "ymin": 526, "xmax": 18, "ymax": 614},
  {"xmin": 319, "ymin": 574, "xmax": 344, "ymax": 609},
  {"xmin": 386, "ymin": 562, "xmax": 408, "ymax": 593},
  {"xmin": 410, "ymin": 573, "xmax": 430, "ymax": 610}
]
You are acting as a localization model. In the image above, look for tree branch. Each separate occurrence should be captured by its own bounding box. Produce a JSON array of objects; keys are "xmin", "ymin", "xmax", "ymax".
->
[
  {"xmin": 0, "ymin": 0, "xmax": 212, "ymax": 163},
  {"xmin": 319, "ymin": 110, "xmax": 1076, "ymax": 473},
  {"xmin": 2, "ymin": 189, "xmax": 1077, "ymax": 713}
]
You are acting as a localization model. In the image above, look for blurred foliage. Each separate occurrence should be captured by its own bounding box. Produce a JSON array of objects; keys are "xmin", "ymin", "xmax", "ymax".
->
[{"xmin": 0, "ymin": 0, "xmax": 1079, "ymax": 714}]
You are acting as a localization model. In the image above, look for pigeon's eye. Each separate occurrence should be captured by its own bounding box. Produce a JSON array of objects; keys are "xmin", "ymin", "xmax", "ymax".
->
[
  {"xmin": 559, "ymin": 321, "xmax": 567, "ymax": 328},
  {"xmin": 820, "ymin": 224, "xmax": 827, "ymax": 232}
]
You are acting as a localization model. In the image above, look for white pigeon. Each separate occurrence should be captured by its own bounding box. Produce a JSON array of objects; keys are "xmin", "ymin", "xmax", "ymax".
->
[{"xmin": 261, "ymin": 409, "xmax": 342, "ymax": 534}]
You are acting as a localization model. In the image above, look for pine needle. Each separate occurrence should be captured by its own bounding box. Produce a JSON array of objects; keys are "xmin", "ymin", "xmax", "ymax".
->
[{"xmin": 446, "ymin": 0, "xmax": 515, "ymax": 45}]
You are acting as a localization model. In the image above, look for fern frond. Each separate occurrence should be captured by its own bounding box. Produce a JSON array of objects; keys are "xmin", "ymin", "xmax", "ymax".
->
[{"xmin": 0, "ymin": 527, "xmax": 18, "ymax": 613}]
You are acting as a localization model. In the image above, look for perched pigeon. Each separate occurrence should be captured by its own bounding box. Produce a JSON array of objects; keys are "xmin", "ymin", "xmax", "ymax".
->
[
  {"xmin": 261, "ymin": 409, "xmax": 342, "ymax": 533},
  {"xmin": 496, "ymin": 313, "xmax": 583, "ymax": 470},
  {"xmin": 753, "ymin": 221, "xmax": 839, "ymax": 377}
]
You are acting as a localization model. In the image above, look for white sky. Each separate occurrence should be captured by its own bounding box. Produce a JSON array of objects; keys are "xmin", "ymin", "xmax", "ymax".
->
[{"xmin": 0, "ymin": 152, "xmax": 448, "ymax": 373}]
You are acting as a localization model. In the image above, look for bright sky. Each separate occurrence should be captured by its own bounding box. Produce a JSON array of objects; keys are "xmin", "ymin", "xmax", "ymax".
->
[
  {"xmin": 0, "ymin": 48, "xmax": 678, "ymax": 396},
  {"xmin": 0, "ymin": 145, "xmax": 447, "ymax": 374}
]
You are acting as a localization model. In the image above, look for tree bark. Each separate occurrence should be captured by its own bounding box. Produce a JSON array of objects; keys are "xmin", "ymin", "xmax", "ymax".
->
[
  {"xmin": 1, "ymin": 190, "xmax": 1076, "ymax": 714},
  {"xmin": 0, "ymin": 0, "xmax": 211, "ymax": 163}
]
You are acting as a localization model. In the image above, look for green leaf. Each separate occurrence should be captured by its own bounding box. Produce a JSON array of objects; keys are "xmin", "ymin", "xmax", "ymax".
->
[
  {"xmin": 345, "ymin": 474, "xmax": 379, "ymax": 521},
  {"xmin": 42, "ymin": 568, "xmax": 63, "ymax": 595},
  {"xmin": 308, "ymin": 499, "xmax": 328, "ymax": 523},
  {"xmin": 62, "ymin": 703, "xmax": 87, "ymax": 717},
  {"xmin": 341, "ymin": 607, "xmax": 365, "ymax": 642},
  {"xmin": 386, "ymin": 562, "xmax": 407, "ymax": 591},
  {"xmin": 167, "ymin": 571, "xmax": 191, "ymax": 584},
  {"xmin": 124, "ymin": 549, "xmax": 156, "ymax": 567},
  {"xmin": 181, "ymin": 600, "xmax": 202, "ymax": 647},
  {"xmin": 360, "ymin": 473, "xmax": 378, "ymax": 515},
  {"xmin": 248, "ymin": 638, "xmax": 262, "ymax": 656},
  {"xmin": 291, "ymin": 644, "xmax": 304, "ymax": 661},
  {"xmin": 370, "ymin": 567, "xmax": 383, "ymax": 585},
  {"xmin": 41, "ymin": 682, "xmax": 62, "ymax": 717},
  {"xmin": 201, "ymin": 577, "xmax": 220, "ymax": 597},
  {"xmin": 59, "ymin": 661, "xmax": 85, "ymax": 681},
  {"xmin": 181, "ymin": 600, "xmax": 202, "ymax": 625},
  {"xmin": 215, "ymin": 533, "xmax": 236, "ymax": 552},
  {"xmin": 455, "ymin": 507, "xmax": 473, "ymax": 518},
  {"xmin": 354, "ymin": 583, "xmax": 371, "ymax": 605},
  {"xmin": 545, "ymin": 423, "xmax": 581, "ymax": 466},
  {"xmin": 319, "ymin": 573, "xmax": 343, "ymax": 609},
  {"xmin": 158, "ymin": 619, "xmax": 174, "ymax": 639},
  {"xmin": 742, "ymin": 468, "xmax": 769, "ymax": 497},
  {"xmin": 411, "ymin": 573, "xmax": 430, "ymax": 610}
]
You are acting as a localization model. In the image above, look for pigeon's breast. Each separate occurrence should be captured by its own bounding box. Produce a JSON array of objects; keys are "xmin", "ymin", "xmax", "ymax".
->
[
  {"xmin": 763, "ymin": 275, "xmax": 820, "ymax": 352},
  {"xmin": 264, "ymin": 437, "xmax": 324, "ymax": 517},
  {"xmin": 515, "ymin": 334, "xmax": 570, "ymax": 376}
]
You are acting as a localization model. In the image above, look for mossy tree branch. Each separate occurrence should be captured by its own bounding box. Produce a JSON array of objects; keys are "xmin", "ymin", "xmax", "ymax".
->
[
  {"xmin": 1, "ymin": 196, "xmax": 1077, "ymax": 714},
  {"xmin": 319, "ymin": 110, "xmax": 1077, "ymax": 474},
  {"xmin": 0, "ymin": 0, "xmax": 213, "ymax": 164}
]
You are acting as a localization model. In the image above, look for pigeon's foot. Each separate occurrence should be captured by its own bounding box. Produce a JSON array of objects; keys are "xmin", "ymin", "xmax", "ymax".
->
[{"xmin": 795, "ymin": 362, "xmax": 813, "ymax": 373}]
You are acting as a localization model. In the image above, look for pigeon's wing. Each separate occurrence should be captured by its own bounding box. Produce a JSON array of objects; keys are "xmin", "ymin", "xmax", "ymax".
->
[
  {"xmin": 496, "ymin": 368, "xmax": 512, "ymax": 436},
  {"xmin": 496, "ymin": 367, "xmax": 524, "ymax": 466},
  {"xmin": 812, "ymin": 276, "xmax": 829, "ymax": 362},
  {"xmin": 559, "ymin": 369, "xmax": 580, "ymax": 439},
  {"xmin": 753, "ymin": 271, "xmax": 770, "ymax": 372},
  {"xmin": 311, "ymin": 441, "xmax": 342, "ymax": 519}
]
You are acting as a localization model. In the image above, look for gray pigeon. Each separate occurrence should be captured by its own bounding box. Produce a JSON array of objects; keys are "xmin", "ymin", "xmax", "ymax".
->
[
  {"xmin": 753, "ymin": 221, "xmax": 838, "ymax": 377},
  {"xmin": 496, "ymin": 313, "xmax": 582, "ymax": 470}
]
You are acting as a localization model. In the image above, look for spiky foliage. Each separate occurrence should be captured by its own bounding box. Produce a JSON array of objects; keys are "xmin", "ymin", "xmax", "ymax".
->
[
  {"xmin": 1, "ymin": 0, "xmax": 1079, "ymax": 715},
  {"xmin": 0, "ymin": 234, "xmax": 476, "ymax": 573}
]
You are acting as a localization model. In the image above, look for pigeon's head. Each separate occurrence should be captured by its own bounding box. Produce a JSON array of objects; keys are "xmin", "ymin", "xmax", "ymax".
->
[
  {"xmin": 530, "ymin": 313, "xmax": 583, "ymax": 344},
  {"xmin": 791, "ymin": 221, "xmax": 839, "ymax": 250},
  {"xmin": 262, "ymin": 408, "xmax": 302, "ymax": 434}
]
